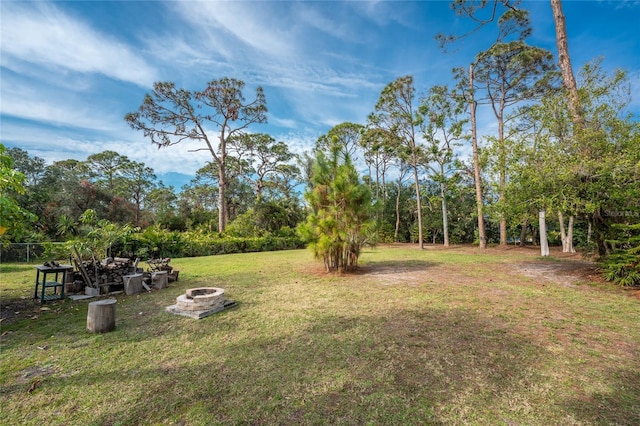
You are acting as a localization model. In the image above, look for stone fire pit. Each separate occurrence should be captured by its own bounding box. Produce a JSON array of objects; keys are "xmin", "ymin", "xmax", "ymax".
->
[{"xmin": 166, "ymin": 287, "xmax": 236, "ymax": 319}]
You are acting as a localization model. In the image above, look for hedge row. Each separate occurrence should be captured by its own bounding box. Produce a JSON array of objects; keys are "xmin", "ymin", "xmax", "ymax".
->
[{"xmin": 119, "ymin": 232, "xmax": 306, "ymax": 259}]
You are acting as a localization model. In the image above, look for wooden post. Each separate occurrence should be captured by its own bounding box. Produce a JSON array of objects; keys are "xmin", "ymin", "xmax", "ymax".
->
[
  {"xmin": 73, "ymin": 248, "xmax": 93, "ymax": 288},
  {"xmin": 87, "ymin": 299, "xmax": 117, "ymax": 333}
]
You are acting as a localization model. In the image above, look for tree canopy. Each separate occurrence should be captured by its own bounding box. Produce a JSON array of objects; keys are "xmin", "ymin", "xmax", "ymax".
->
[{"xmin": 125, "ymin": 78, "xmax": 267, "ymax": 232}]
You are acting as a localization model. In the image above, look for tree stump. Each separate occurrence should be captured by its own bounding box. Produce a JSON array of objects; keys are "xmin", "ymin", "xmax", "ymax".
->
[
  {"xmin": 151, "ymin": 271, "xmax": 168, "ymax": 289},
  {"xmin": 87, "ymin": 299, "xmax": 117, "ymax": 333},
  {"xmin": 168, "ymin": 270, "xmax": 180, "ymax": 282},
  {"xmin": 123, "ymin": 273, "xmax": 143, "ymax": 295}
]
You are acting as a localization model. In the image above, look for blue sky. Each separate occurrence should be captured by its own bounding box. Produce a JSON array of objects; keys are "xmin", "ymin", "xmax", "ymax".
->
[{"xmin": 2, "ymin": 0, "xmax": 639, "ymax": 190}]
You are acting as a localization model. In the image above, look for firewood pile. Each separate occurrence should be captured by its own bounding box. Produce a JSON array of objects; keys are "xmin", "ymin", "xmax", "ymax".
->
[
  {"xmin": 70, "ymin": 247, "xmax": 179, "ymax": 295},
  {"xmin": 73, "ymin": 256, "xmax": 142, "ymax": 292},
  {"xmin": 89, "ymin": 257, "xmax": 139, "ymax": 285},
  {"xmin": 146, "ymin": 258, "xmax": 179, "ymax": 282},
  {"xmin": 147, "ymin": 257, "xmax": 173, "ymax": 273}
]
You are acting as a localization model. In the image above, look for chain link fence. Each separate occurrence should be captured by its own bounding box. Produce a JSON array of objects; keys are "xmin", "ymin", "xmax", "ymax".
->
[{"xmin": 0, "ymin": 243, "xmax": 66, "ymax": 263}]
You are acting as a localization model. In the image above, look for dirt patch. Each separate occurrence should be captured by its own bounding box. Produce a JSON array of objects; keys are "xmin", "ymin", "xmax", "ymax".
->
[
  {"xmin": 625, "ymin": 288, "xmax": 640, "ymax": 299},
  {"xmin": 16, "ymin": 365, "xmax": 57, "ymax": 385},
  {"xmin": 1, "ymin": 296, "xmax": 68, "ymax": 327},
  {"xmin": 0, "ymin": 297, "xmax": 42, "ymax": 326},
  {"xmin": 513, "ymin": 260, "xmax": 601, "ymax": 287},
  {"xmin": 356, "ymin": 260, "xmax": 442, "ymax": 286}
]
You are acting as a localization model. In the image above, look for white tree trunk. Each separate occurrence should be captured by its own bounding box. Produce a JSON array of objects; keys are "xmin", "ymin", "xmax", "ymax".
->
[
  {"xmin": 567, "ymin": 215, "xmax": 575, "ymax": 253},
  {"xmin": 539, "ymin": 209, "xmax": 550, "ymax": 257},
  {"xmin": 559, "ymin": 212, "xmax": 568, "ymax": 251},
  {"xmin": 558, "ymin": 212, "xmax": 576, "ymax": 253}
]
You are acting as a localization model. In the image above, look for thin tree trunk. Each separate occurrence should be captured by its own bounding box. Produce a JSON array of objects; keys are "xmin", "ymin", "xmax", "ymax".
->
[
  {"xmin": 217, "ymin": 146, "xmax": 227, "ymax": 233},
  {"xmin": 498, "ymin": 103, "xmax": 507, "ymax": 247},
  {"xmin": 559, "ymin": 212, "xmax": 568, "ymax": 252},
  {"xmin": 550, "ymin": 0, "xmax": 584, "ymax": 130},
  {"xmin": 413, "ymin": 164, "xmax": 424, "ymax": 250},
  {"xmin": 539, "ymin": 209, "xmax": 550, "ymax": 257},
  {"xmin": 469, "ymin": 64, "xmax": 487, "ymax": 248},
  {"xmin": 567, "ymin": 215, "xmax": 575, "ymax": 253},
  {"xmin": 375, "ymin": 165, "xmax": 380, "ymax": 202},
  {"xmin": 394, "ymin": 175, "xmax": 402, "ymax": 242},
  {"xmin": 440, "ymin": 179, "xmax": 449, "ymax": 247},
  {"xmin": 218, "ymin": 131, "xmax": 228, "ymax": 233},
  {"xmin": 519, "ymin": 219, "xmax": 528, "ymax": 246},
  {"xmin": 559, "ymin": 212, "xmax": 576, "ymax": 253},
  {"xmin": 381, "ymin": 169, "xmax": 386, "ymax": 224},
  {"xmin": 499, "ymin": 199, "xmax": 507, "ymax": 246}
]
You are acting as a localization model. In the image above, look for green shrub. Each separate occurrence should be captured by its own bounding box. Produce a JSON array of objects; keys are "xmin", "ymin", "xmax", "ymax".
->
[{"xmin": 603, "ymin": 223, "xmax": 640, "ymax": 286}]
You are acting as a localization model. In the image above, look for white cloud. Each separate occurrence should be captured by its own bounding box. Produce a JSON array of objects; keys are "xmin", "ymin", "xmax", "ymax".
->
[
  {"xmin": 164, "ymin": 1, "xmax": 382, "ymax": 95},
  {"xmin": 144, "ymin": 2, "xmax": 390, "ymax": 136},
  {"xmin": 292, "ymin": 3, "xmax": 354, "ymax": 41},
  {"xmin": 170, "ymin": 2, "xmax": 295, "ymax": 59},
  {"xmin": 0, "ymin": 77, "xmax": 120, "ymax": 132},
  {"xmin": 351, "ymin": 1, "xmax": 419, "ymax": 30},
  {"xmin": 277, "ymin": 130, "xmax": 322, "ymax": 156},
  {"xmin": 270, "ymin": 116, "xmax": 298, "ymax": 130},
  {"xmin": 2, "ymin": 120, "xmax": 212, "ymax": 177},
  {"xmin": 1, "ymin": 2, "xmax": 157, "ymax": 87}
]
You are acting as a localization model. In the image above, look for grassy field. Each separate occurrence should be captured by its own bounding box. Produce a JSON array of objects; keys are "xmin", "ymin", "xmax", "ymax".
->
[{"xmin": 1, "ymin": 245, "xmax": 639, "ymax": 425}]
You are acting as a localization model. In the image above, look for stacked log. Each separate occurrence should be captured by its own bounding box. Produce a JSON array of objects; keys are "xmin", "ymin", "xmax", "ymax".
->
[
  {"xmin": 147, "ymin": 257, "xmax": 179, "ymax": 282},
  {"xmin": 72, "ymin": 256, "xmax": 177, "ymax": 295},
  {"xmin": 79, "ymin": 257, "xmax": 141, "ymax": 293}
]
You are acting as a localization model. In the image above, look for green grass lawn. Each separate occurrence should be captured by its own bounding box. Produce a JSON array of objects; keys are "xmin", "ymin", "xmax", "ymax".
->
[{"xmin": 1, "ymin": 245, "xmax": 639, "ymax": 425}]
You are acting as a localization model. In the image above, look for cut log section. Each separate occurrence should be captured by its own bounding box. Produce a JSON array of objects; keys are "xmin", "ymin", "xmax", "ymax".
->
[
  {"xmin": 151, "ymin": 271, "xmax": 168, "ymax": 289},
  {"xmin": 123, "ymin": 273, "xmax": 143, "ymax": 295},
  {"xmin": 87, "ymin": 299, "xmax": 117, "ymax": 333}
]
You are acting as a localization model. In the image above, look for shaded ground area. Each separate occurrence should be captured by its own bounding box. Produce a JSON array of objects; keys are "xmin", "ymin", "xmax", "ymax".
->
[{"xmin": 0, "ymin": 296, "xmax": 42, "ymax": 326}]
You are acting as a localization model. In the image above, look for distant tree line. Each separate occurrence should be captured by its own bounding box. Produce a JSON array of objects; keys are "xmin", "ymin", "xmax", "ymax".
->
[{"xmin": 2, "ymin": 0, "xmax": 638, "ymax": 282}]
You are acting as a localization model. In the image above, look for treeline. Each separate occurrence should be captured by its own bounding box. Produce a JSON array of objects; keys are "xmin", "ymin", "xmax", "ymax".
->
[
  {"xmin": 2, "ymin": 4, "xmax": 639, "ymax": 283},
  {"xmin": 3, "ymin": 63, "xmax": 639, "ymax": 266},
  {"xmin": 4, "ymin": 144, "xmax": 307, "ymax": 234},
  {"xmin": 2, "ymin": 141, "xmax": 473, "ymax": 247},
  {"xmin": 1, "ymin": 144, "xmax": 307, "ymax": 258}
]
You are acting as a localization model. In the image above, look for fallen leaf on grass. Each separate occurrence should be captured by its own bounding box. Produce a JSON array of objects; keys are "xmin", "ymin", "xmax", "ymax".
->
[{"xmin": 27, "ymin": 379, "xmax": 41, "ymax": 393}]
